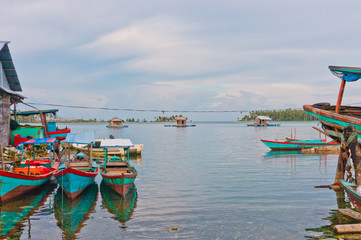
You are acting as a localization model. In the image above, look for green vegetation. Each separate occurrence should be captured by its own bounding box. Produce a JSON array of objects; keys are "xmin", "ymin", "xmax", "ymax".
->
[
  {"xmin": 240, "ymin": 109, "xmax": 317, "ymax": 121},
  {"xmin": 153, "ymin": 115, "xmax": 184, "ymax": 122}
]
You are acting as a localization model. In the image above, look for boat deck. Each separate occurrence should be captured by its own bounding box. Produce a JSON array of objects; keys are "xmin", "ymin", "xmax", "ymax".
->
[{"xmin": 104, "ymin": 167, "xmax": 133, "ymax": 175}]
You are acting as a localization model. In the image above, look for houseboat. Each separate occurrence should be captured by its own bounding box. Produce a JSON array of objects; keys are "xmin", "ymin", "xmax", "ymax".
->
[
  {"xmin": 247, "ymin": 116, "xmax": 280, "ymax": 127},
  {"xmin": 164, "ymin": 117, "xmax": 196, "ymax": 127},
  {"xmin": 106, "ymin": 117, "xmax": 128, "ymax": 128}
]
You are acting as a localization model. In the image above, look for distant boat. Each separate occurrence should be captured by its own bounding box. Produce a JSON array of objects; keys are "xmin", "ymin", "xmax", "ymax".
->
[
  {"xmin": 106, "ymin": 117, "xmax": 128, "ymax": 128},
  {"xmin": 246, "ymin": 116, "xmax": 280, "ymax": 127},
  {"xmin": 340, "ymin": 179, "xmax": 361, "ymax": 210},
  {"xmin": 100, "ymin": 139, "xmax": 137, "ymax": 196},
  {"xmin": 164, "ymin": 117, "xmax": 196, "ymax": 127},
  {"xmin": 261, "ymin": 138, "xmax": 340, "ymax": 151},
  {"xmin": 54, "ymin": 132, "xmax": 99, "ymax": 200}
]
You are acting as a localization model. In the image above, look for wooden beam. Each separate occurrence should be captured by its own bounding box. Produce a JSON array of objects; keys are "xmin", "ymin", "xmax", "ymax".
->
[
  {"xmin": 335, "ymin": 80, "xmax": 346, "ymax": 114},
  {"xmin": 338, "ymin": 208, "xmax": 361, "ymax": 220}
]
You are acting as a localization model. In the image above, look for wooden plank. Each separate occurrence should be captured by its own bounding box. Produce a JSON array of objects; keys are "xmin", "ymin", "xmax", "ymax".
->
[
  {"xmin": 69, "ymin": 162, "xmax": 90, "ymax": 167},
  {"xmin": 338, "ymin": 208, "xmax": 361, "ymax": 220},
  {"xmin": 334, "ymin": 223, "xmax": 361, "ymax": 234},
  {"xmin": 106, "ymin": 162, "xmax": 127, "ymax": 167}
]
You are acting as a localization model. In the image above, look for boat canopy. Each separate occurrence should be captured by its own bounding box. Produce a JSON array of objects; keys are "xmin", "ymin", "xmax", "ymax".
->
[
  {"xmin": 65, "ymin": 131, "xmax": 95, "ymax": 144},
  {"xmin": 11, "ymin": 109, "xmax": 58, "ymax": 116},
  {"xmin": 21, "ymin": 138, "xmax": 57, "ymax": 145},
  {"xmin": 329, "ymin": 66, "xmax": 361, "ymax": 82},
  {"xmin": 100, "ymin": 138, "xmax": 133, "ymax": 148}
]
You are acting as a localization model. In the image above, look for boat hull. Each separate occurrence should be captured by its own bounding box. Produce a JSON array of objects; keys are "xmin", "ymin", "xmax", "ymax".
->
[
  {"xmin": 261, "ymin": 139, "xmax": 340, "ymax": 151},
  {"xmin": 0, "ymin": 170, "xmax": 55, "ymax": 203},
  {"xmin": 100, "ymin": 170, "xmax": 137, "ymax": 196},
  {"xmin": 54, "ymin": 167, "xmax": 98, "ymax": 200},
  {"xmin": 340, "ymin": 179, "xmax": 361, "ymax": 210}
]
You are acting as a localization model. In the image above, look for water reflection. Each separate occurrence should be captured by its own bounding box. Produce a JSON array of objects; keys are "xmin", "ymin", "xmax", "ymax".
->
[
  {"xmin": 0, "ymin": 183, "xmax": 56, "ymax": 239},
  {"xmin": 305, "ymin": 190, "xmax": 358, "ymax": 239},
  {"xmin": 54, "ymin": 182, "xmax": 98, "ymax": 239},
  {"xmin": 100, "ymin": 181, "xmax": 137, "ymax": 228}
]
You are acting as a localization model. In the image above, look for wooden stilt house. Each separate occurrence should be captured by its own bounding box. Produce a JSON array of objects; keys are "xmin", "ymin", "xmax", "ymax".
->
[
  {"xmin": 0, "ymin": 41, "xmax": 24, "ymax": 147},
  {"xmin": 106, "ymin": 117, "xmax": 128, "ymax": 128}
]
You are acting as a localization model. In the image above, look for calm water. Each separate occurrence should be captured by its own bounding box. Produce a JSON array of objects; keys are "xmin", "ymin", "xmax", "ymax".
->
[{"xmin": 1, "ymin": 122, "xmax": 355, "ymax": 239}]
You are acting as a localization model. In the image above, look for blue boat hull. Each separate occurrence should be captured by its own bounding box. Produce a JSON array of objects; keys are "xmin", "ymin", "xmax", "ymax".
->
[{"xmin": 55, "ymin": 164, "xmax": 98, "ymax": 199}]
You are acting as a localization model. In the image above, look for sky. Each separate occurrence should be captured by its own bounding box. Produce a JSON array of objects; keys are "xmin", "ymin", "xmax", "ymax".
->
[{"xmin": 3, "ymin": 0, "xmax": 361, "ymax": 121}]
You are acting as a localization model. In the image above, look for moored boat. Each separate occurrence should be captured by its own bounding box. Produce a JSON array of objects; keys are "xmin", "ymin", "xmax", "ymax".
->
[
  {"xmin": 19, "ymin": 137, "xmax": 59, "ymax": 169},
  {"xmin": 0, "ymin": 164, "xmax": 58, "ymax": 203},
  {"xmin": 100, "ymin": 139, "xmax": 137, "ymax": 196},
  {"xmin": 340, "ymin": 179, "xmax": 361, "ymax": 210},
  {"xmin": 261, "ymin": 139, "xmax": 340, "ymax": 151},
  {"xmin": 72, "ymin": 140, "xmax": 143, "ymax": 157},
  {"xmin": 54, "ymin": 132, "xmax": 98, "ymax": 200}
]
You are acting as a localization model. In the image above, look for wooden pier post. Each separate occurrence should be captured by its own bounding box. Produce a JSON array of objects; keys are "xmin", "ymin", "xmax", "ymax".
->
[{"xmin": 332, "ymin": 144, "xmax": 349, "ymax": 189}]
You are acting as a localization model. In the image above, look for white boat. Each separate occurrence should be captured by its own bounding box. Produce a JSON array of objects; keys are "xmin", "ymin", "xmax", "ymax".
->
[{"xmin": 72, "ymin": 138, "xmax": 143, "ymax": 156}]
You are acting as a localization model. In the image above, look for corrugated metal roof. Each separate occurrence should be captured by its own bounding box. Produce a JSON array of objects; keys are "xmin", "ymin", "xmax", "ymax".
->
[
  {"xmin": 0, "ymin": 41, "xmax": 22, "ymax": 92},
  {"xmin": 256, "ymin": 116, "xmax": 272, "ymax": 120}
]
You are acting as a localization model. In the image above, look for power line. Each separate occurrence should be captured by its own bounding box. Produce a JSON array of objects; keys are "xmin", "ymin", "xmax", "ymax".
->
[{"xmin": 25, "ymin": 102, "xmax": 302, "ymax": 113}]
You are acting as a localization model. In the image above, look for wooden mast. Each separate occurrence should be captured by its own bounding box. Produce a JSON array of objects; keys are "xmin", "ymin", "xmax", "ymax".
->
[{"xmin": 335, "ymin": 79, "xmax": 346, "ymax": 114}]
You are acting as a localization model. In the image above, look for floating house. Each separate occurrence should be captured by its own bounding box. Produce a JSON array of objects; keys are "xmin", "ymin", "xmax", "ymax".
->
[
  {"xmin": 247, "ymin": 116, "xmax": 280, "ymax": 127},
  {"xmin": 0, "ymin": 41, "xmax": 24, "ymax": 147},
  {"xmin": 106, "ymin": 117, "xmax": 128, "ymax": 128},
  {"xmin": 164, "ymin": 117, "xmax": 196, "ymax": 127}
]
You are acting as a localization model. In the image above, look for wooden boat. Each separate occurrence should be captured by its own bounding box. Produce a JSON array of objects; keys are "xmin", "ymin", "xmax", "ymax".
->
[
  {"xmin": 54, "ymin": 182, "xmax": 98, "ymax": 239},
  {"xmin": 72, "ymin": 140, "xmax": 143, "ymax": 156},
  {"xmin": 11, "ymin": 109, "xmax": 70, "ymax": 145},
  {"xmin": 100, "ymin": 139, "xmax": 137, "ymax": 196},
  {"xmin": 261, "ymin": 139, "xmax": 340, "ymax": 151},
  {"xmin": 0, "ymin": 163, "xmax": 58, "ymax": 203},
  {"xmin": 100, "ymin": 181, "xmax": 137, "ymax": 226},
  {"xmin": 19, "ymin": 138, "xmax": 59, "ymax": 169},
  {"xmin": 54, "ymin": 132, "xmax": 98, "ymax": 200},
  {"xmin": 340, "ymin": 179, "xmax": 361, "ymax": 210}
]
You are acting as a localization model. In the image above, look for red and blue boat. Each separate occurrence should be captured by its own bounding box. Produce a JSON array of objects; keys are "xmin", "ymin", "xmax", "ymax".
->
[
  {"xmin": 100, "ymin": 139, "xmax": 137, "ymax": 196},
  {"xmin": 0, "ymin": 138, "xmax": 59, "ymax": 203},
  {"xmin": 54, "ymin": 132, "xmax": 98, "ymax": 200},
  {"xmin": 261, "ymin": 138, "xmax": 340, "ymax": 151},
  {"xmin": 19, "ymin": 138, "xmax": 59, "ymax": 169}
]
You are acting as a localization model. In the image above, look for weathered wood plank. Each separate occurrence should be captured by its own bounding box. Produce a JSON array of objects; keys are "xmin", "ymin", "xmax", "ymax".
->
[
  {"xmin": 338, "ymin": 208, "xmax": 361, "ymax": 220},
  {"xmin": 334, "ymin": 223, "xmax": 361, "ymax": 234}
]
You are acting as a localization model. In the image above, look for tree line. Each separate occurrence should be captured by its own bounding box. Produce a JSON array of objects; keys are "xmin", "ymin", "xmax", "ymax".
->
[{"xmin": 239, "ymin": 109, "xmax": 317, "ymax": 121}]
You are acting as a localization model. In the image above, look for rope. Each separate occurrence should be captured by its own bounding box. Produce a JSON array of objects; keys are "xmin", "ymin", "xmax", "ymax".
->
[{"xmin": 24, "ymin": 102, "xmax": 302, "ymax": 114}]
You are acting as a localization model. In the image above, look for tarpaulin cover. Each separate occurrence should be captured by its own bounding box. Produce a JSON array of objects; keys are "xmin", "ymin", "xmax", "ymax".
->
[
  {"xmin": 22, "ymin": 138, "xmax": 57, "ymax": 145},
  {"xmin": 65, "ymin": 131, "xmax": 95, "ymax": 144},
  {"xmin": 100, "ymin": 138, "xmax": 133, "ymax": 148}
]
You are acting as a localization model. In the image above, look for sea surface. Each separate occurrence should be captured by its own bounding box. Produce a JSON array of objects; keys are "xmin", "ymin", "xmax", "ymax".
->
[{"xmin": 2, "ymin": 121, "xmax": 356, "ymax": 239}]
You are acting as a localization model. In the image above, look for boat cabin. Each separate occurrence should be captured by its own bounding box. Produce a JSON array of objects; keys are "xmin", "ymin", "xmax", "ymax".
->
[
  {"xmin": 255, "ymin": 116, "xmax": 272, "ymax": 126},
  {"xmin": 176, "ymin": 117, "xmax": 188, "ymax": 126}
]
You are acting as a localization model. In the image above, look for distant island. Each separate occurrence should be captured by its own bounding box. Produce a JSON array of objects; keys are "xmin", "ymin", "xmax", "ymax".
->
[{"xmin": 239, "ymin": 109, "xmax": 317, "ymax": 121}]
